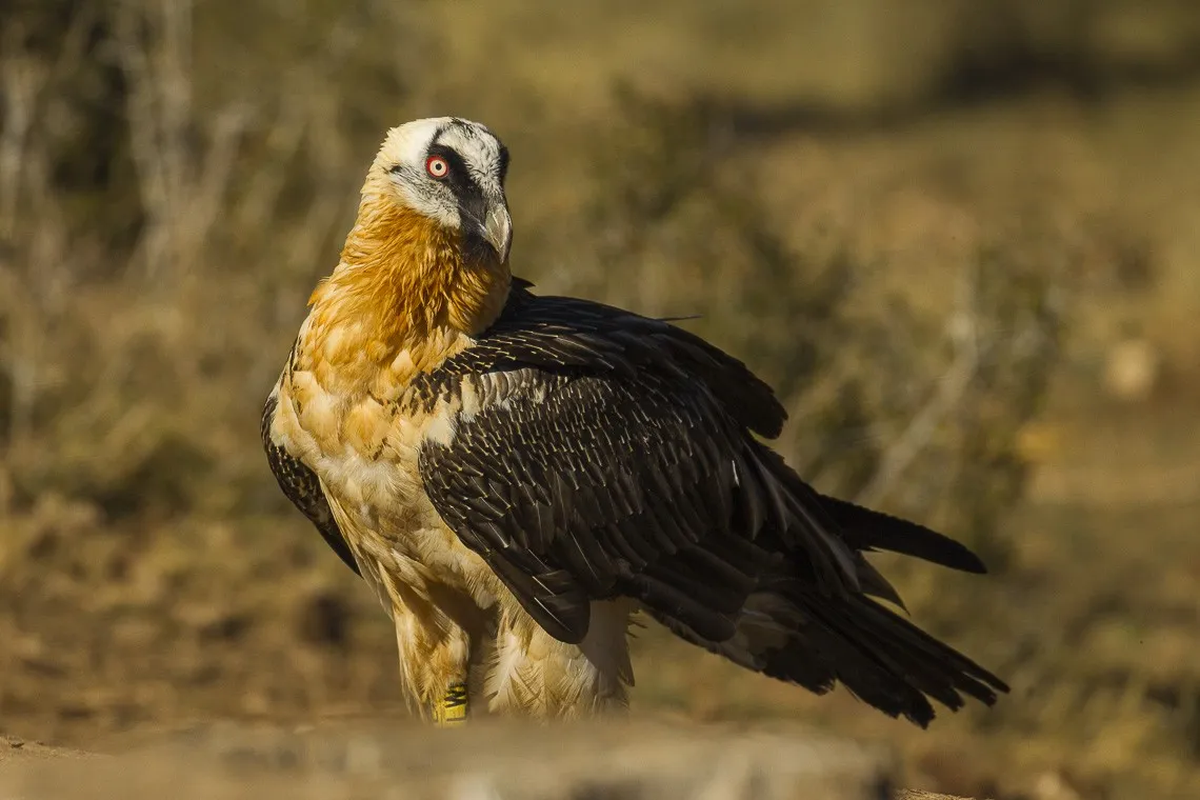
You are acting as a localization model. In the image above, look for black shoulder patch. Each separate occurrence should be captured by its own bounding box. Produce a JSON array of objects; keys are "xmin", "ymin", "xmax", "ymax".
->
[{"xmin": 410, "ymin": 280, "xmax": 789, "ymax": 439}]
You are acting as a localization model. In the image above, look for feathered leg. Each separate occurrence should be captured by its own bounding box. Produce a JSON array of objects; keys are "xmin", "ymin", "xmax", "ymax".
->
[
  {"xmin": 382, "ymin": 574, "xmax": 474, "ymax": 725},
  {"xmin": 483, "ymin": 599, "xmax": 635, "ymax": 719}
]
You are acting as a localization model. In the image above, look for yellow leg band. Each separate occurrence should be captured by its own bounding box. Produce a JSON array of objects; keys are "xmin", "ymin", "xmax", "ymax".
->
[{"xmin": 433, "ymin": 682, "xmax": 469, "ymax": 726}]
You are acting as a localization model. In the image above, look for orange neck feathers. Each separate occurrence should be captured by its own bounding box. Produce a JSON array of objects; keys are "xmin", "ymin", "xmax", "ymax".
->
[{"xmin": 305, "ymin": 194, "xmax": 511, "ymax": 375}]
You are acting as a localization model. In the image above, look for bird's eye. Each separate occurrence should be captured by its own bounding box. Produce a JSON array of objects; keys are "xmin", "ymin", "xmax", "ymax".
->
[{"xmin": 426, "ymin": 156, "xmax": 450, "ymax": 179}]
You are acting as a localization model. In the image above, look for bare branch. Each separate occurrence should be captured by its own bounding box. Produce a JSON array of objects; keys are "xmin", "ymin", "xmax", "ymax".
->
[{"xmin": 853, "ymin": 266, "xmax": 987, "ymax": 509}]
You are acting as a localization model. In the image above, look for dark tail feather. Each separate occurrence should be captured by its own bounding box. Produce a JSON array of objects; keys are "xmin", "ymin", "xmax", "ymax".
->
[
  {"xmin": 816, "ymin": 494, "xmax": 988, "ymax": 574},
  {"xmin": 762, "ymin": 588, "xmax": 1009, "ymax": 727}
]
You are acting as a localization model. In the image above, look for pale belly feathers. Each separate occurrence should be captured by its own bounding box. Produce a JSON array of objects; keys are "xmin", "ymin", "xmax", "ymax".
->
[{"xmin": 270, "ymin": 356, "xmax": 503, "ymax": 614}]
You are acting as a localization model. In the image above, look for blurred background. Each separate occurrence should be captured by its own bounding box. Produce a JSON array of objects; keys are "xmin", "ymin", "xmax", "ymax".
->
[{"xmin": 1, "ymin": 1, "xmax": 1199, "ymax": 798}]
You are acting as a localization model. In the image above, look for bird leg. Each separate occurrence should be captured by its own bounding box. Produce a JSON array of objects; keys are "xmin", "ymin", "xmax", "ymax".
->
[
  {"xmin": 387, "ymin": 587, "xmax": 475, "ymax": 726},
  {"xmin": 433, "ymin": 681, "xmax": 469, "ymax": 726}
]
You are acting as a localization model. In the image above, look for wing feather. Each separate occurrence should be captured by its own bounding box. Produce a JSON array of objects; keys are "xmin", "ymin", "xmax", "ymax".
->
[{"xmin": 416, "ymin": 287, "xmax": 862, "ymax": 643}]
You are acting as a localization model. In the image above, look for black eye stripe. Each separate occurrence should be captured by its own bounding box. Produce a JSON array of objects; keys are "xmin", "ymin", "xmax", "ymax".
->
[
  {"xmin": 426, "ymin": 145, "xmax": 472, "ymax": 183},
  {"xmin": 428, "ymin": 137, "xmax": 505, "ymax": 182},
  {"xmin": 428, "ymin": 145, "xmax": 489, "ymax": 199}
]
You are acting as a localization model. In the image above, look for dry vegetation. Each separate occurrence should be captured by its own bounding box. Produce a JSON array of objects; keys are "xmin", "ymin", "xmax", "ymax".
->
[{"xmin": 1, "ymin": 1, "xmax": 1199, "ymax": 799}]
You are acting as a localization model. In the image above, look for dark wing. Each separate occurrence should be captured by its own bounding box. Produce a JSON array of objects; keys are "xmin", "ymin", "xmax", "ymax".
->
[
  {"xmin": 414, "ymin": 282, "xmax": 863, "ymax": 644},
  {"xmin": 260, "ymin": 393, "xmax": 361, "ymax": 577},
  {"xmin": 415, "ymin": 282, "xmax": 1009, "ymax": 725}
]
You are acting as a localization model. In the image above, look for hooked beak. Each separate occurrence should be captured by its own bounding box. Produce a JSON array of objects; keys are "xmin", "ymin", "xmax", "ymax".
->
[{"xmin": 481, "ymin": 199, "xmax": 512, "ymax": 264}]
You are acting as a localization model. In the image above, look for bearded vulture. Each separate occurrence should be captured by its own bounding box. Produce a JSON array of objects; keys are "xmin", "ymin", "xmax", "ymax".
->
[{"xmin": 261, "ymin": 116, "xmax": 1009, "ymax": 727}]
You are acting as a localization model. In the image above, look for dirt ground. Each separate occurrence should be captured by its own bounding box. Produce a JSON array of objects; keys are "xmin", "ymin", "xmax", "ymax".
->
[{"xmin": 0, "ymin": 719, "xmax": 906, "ymax": 799}]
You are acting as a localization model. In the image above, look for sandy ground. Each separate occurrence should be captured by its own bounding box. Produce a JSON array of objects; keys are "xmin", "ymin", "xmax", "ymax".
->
[{"xmin": 0, "ymin": 718, "xmax": 914, "ymax": 800}]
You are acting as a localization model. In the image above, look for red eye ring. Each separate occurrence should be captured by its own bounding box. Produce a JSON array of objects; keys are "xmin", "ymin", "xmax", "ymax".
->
[{"xmin": 425, "ymin": 155, "xmax": 449, "ymax": 179}]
